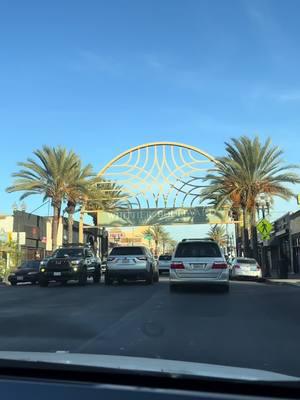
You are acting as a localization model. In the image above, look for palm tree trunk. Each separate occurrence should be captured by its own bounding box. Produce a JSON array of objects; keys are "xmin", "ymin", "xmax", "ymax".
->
[
  {"xmin": 242, "ymin": 207, "xmax": 250, "ymax": 257},
  {"xmin": 67, "ymin": 202, "xmax": 76, "ymax": 244},
  {"xmin": 155, "ymin": 239, "xmax": 158, "ymax": 256},
  {"xmin": 68, "ymin": 212, "xmax": 74, "ymax": 244},
  {"xmin": 52, "ymin": 205, "xmax": 60, "ymax": 251}
]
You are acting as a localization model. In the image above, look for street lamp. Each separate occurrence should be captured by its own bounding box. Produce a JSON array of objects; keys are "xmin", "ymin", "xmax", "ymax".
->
[
  {"xmin": 255, "ymin": 194, "xmax": 272, "ymax": 277},
  {"xmin": 256, "ymin": 194, "xmax": 271, "ymax": 219}
]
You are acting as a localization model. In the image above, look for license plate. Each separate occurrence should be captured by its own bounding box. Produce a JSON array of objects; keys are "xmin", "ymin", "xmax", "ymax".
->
[
  {"xmin": 122, "ymin": 259, "xmax": 129, "ymax": 264},
  {"xmin": 17, "ymin": 276, "xmax": 23, "ymax": 281},
  {"xmin": 193, "ymin": 264, "xmax": 206, "ymax": 270},
  {"xmin": 250, "ymin": 267, "xmax": 257, "ymax": 271},
  {"xmin": 53, "ymin": 272, "xmax": 61, "ymax": 276}
]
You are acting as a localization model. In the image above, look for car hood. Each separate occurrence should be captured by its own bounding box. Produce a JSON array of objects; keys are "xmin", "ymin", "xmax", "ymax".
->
[{"xmin": 0, "ymin": 352, "xmax": 298, "ymax": 382}]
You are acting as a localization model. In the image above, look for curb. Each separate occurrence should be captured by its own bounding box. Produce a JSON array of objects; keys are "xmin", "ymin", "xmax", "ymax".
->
[{"xmin": 264, "ymin": 279, "xmax": 300, "ymax": 287}]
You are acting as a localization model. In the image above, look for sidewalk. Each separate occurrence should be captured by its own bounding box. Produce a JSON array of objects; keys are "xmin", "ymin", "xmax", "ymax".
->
[{"xmin": 265, "ymin": 274, "xmax": 300, "ymax": 287}]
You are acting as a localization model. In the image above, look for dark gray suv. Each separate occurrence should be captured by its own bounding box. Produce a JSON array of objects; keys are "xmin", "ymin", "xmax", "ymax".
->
[{"xmin": 39, "ymin": 245, "xmax": 101, "ymax": 287}]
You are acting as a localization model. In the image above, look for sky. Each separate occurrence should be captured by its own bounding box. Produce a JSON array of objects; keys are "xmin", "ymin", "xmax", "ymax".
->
[{"xmin": 1, "ymin": 0, "xmax": 300, "ymax": 240}]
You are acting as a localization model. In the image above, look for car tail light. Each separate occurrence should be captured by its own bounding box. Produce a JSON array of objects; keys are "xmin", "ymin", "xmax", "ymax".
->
[
  {"xmin": 170, "ymin": 262, "xmax": 185, "ymax": 269},
  {"xmin": 136, "ymin": 256, "xmax": 147, "ymax": 261},
  {"xmin": 107, "ymin": 257, "xmax": 115, "ymax": 262},
  {"xmin": 235, "ymin": 264, "xmax": 240, "ymax": 269},
  {"xmin": 212, "ymin": 262, "xmax": 228, "ymax": 269}
]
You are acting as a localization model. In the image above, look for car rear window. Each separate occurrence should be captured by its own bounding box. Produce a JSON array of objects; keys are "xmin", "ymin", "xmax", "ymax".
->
[
  {"xmin": 110, "ymin": 246, "xmax": 144, "ymax": 256},
  {"xmin": 175, "ymin": 242, "xmax": 221, "ymax": 258},
  {"xmin": 159, "ymin": 255, "xmax": 172, "ymax": 260},
  {"xmin": 237, "ymin": 258, "xmax": 257, "ymax": 264}
]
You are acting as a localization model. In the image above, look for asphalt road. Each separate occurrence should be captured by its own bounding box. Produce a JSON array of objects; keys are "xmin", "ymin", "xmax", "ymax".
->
[{"xmin": 0, "ymin": 277, "xmax": 299, "ymax": 377}]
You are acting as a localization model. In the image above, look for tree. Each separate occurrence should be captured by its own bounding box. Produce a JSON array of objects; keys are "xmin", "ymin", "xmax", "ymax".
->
[
  {"xmin": 84, "ymin": 180, "xmax": 128, "ymax": 225},
  {"xmin": 201, "ymin": 136, "xmax": 300, "ymax": 258},
  {"xmin": 208, "ymin": 225, "xmax": 227, "ymax": 248},
  {"xmin": 143, "ymin": 225, "xmax": 171, "ymax": 255},
  {"xmin": 64, "ymin": 160, "xmax": 95, "ymax": 244},
  {"xmin": 6, "ymin": 146, "xmax": 90, "ymax": 250}
]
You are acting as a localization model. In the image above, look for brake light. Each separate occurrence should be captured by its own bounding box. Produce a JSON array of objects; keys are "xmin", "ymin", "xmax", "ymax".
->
[
  {"xmin": 136, "ymin": 256, "xmax": 147, "ymax": 261},
  {"xmin": 235, "ymin": 264, "xmax": 240, "ymax": 269},
  {"xmin": 107, "ymin": 257, "xmax": 115, "ymax": 262},
  {"xmin": 170, "ymin": 262, "xmax": 185, "ymax": 269},
  {"xmin": 212, "ymin": 262, "xmax": 228, "ymax": 269}
]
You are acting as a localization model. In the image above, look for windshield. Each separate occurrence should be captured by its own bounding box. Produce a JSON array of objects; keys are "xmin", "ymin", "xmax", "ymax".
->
[
  {"xmin": 159, "ymin": 255, "xmax": 172, "ymax": 261},
  {"xmin": 19, "ymin": 261, "xmax": 40, "ymax": 270},
  {"xmin": 55, "ymin": 249, "xmax": 84, "ymax": 258},
  {"xmin": 175, "ymin": 242, "xmax": 222, "ymax": 258},
  {"xmin": 110, "ymin": 247, "xmax": 144, "ymax": 256},
  {"xmin": 2, "ymin": 0, "xmax": 300, "ymax": 385}
]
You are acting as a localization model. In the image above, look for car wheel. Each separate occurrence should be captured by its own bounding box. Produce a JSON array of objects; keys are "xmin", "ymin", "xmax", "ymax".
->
[
  {"xmin": 105, "ymin": 273, "xmax": 112, "ymax": 285},
  {"xmin": 93, "ymin": 268, "xmax": 101, "ymax": 284},
  {"xmin": 78, "ymin": 270, "xmax": 87, "ymax": 286},
  {"xmin": 118, "ymin": 278, "xmax": 123, "ymax": 285},
  {"xmin": 61, "ymin": 280, "xmax": 68, "ymax": 286},
  {"xmin": 10, "ymin": 282, "xmax": 17, "ymax": 286},
  {"xmin": 39, "ymin": 279, "xmax": 49, "ymax": 287}
]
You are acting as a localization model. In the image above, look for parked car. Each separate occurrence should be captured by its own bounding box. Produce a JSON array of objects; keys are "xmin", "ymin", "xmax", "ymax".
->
[
  {"xmin": 231, "ymin": 257, "xmax": 262, "ymax": 281},
  {"xmin": 169, "ymin": 238, "xmax": 229, "ymax": 292},
  {"xmin": 39, "ymin": 244, "xmax": 101, "ymax": 287},
  {"xmin": 8, "ymin": 260, "xmax": 41, "ymax": 285},
  {"xmin": 158, "ymin": 254, "xmax": 172, "ymax": 274},
  {"xmin": 105, "ymin": 246, "xmax": 159, "ymax": 285}
]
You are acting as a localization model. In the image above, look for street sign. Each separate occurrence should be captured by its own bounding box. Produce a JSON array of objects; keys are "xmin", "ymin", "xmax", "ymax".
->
[{"xmin": 257, "ymin": 219, "xmax": 273, "ymax": 240}]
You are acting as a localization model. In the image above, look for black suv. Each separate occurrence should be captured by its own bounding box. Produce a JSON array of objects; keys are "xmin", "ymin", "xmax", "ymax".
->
[{"xmin": 39, "ymin": 245, "xmax": 101, "ymax": 287}]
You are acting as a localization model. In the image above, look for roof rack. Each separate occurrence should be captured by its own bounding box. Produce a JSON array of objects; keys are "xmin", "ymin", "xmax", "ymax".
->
[{"xmin": 181, "ymin": 238, "xmax": 215, "ymax": 242}]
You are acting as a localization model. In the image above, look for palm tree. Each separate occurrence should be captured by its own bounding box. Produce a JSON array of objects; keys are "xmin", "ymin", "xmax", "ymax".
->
[
  {"xmin": 208, "ymin": 225, "xmax": 227, "ymax": 248},
  {"xmin": 6, "ymin": 146, "xmax": 86, "ymax": 250},
  {"xmin": 64, "ymin": 160, "xmax": 95, "ymax": 244},
  {"xmin": 201, "ymin": 136, "xmax": 300, "ymax": 258},
  {"xmin": 143, "ymin": 225, "xmax": 170, "ymax": 255},
  {"xmin": 84, "ymin": 180, "xmax": 128, "ymax": 225}
]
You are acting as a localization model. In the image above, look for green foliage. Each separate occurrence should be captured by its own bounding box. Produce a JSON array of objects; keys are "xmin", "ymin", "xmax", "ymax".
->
[
  {"xmin": 207, "ymin": 225, "xmax": 227, "ymax": 247},
  {"xmin": 0, "ymin": 241, "xmax": 22, "ymax": 281},
  {"xmin": 201, "ymin": 136, "xmax": 300, "ymax": 226}
]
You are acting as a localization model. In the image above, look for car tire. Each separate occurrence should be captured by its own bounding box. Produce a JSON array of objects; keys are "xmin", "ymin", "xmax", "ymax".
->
[
  {"xmin": 93, "ymin": 268, "xmax": 101, "ymax": 284},
  {"xmin": 118, "ymin": 278, "xmax": 123, "ymax": 285},
  {"xmin": 10, "ymin": 282, "xmax": 17, "ymax": 286},
  {"xmin": 78, "ymin": 270, "xmax": 87, "ymax": 286},
  {"xmin": 105, "ymin": 273, "xmax": 112, "ymax": 285},
  {"xmin": 39, "ymin": 279, "xmax": 49, "ymax": 287}
]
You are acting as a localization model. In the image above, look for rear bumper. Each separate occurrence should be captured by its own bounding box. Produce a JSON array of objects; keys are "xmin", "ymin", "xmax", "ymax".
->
[
  {"xmin": 8, "ymin": 276, "xmax": 38, "ymax": 284},
  {"xmin": 233, "ymin": 271, "xmax": 262, "ymax": 279},
  {"xmin": 107, "ymin": 269, "xmax": 148, "ymax": 280},
  {"xmin": 170, "ymin": 270, "xmax": 229, "ymax": 284}
]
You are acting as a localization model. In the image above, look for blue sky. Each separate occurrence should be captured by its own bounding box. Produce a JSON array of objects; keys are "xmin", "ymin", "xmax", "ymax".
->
[{"xmin": 1, "ymin": 0, "xmax": 300, "ymax": 238}]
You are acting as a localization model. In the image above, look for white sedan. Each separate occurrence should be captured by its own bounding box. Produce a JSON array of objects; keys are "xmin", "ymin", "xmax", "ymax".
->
[{"xmin": 231, "ymin": 258, "xmax": 262, "ymax": 281}]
